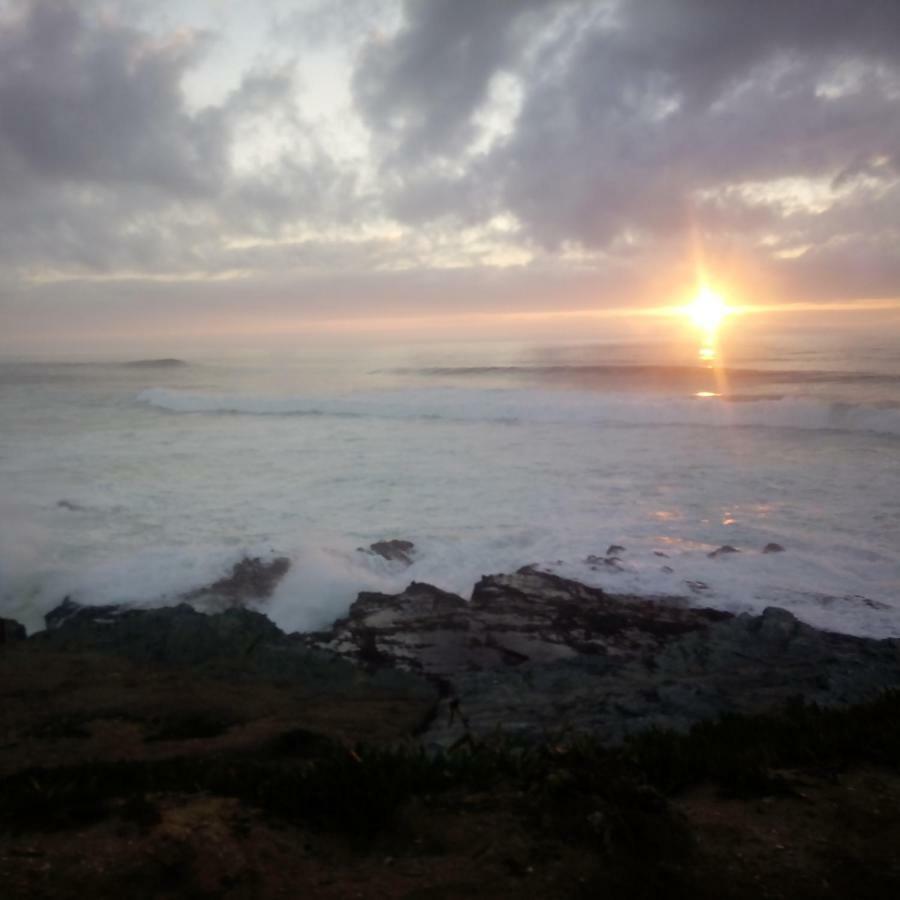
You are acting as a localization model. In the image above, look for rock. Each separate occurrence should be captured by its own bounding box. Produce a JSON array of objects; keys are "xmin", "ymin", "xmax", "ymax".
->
[
  {"xmin": 305, "ymin": 568, "xmax": 728, "ymax": 679},
  {"xmin": 305, "ymin": 581, "xmax": 472, "ymax": 675},
  {"xmin": 654, "ymin": 551, "xmax": 670, "ymax": 558},
  {"xmin": 47, "ymin": 557, "xmax": 294, "ymax": 625},
  {"xmin": 0, "ymin": 618, "xmax": 27, "ymax": 644},
  {"xmin": 30, "ymin": 568, "xmax": 900, "ymax": 752},
  {"xmin": 763, "ymin": 543, "xmax": 786, "ymax": 554},
  {"xmin": 45, "ymin": 597, "xmax": 123, "ymax": 630},
  {"xmin": 606, "ymin": 544, "xmax": 626, "ymax": 556},
  {"xmin": 181, "ymin": 556, "xmax": 291, "ymax": 607},
  {"xmin": 56, "ymin": 500, "xmax": 86, "ymax": 512},
  {"xmin": 434, "ymin": 602, "xmax": 900, "ymax": 746},
  {"xmin": 708, "ymin": 545, "xmax": 740, "ymax": 558},
  {"xmin": 361, "ymin": 540, "xmax": 416, "ymax": 566},
  {"xmin": 307, "ymin": 568, "xmax": 900, "ymax": 747},
  {"xmin": 36, "ymin": 601, "xmax": 436, "ymax": 702}
]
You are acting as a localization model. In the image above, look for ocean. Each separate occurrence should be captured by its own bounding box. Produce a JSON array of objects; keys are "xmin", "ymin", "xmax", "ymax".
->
[{"xmin": 2, "ymin": 332, "xmax": 899, "ymax": 638}]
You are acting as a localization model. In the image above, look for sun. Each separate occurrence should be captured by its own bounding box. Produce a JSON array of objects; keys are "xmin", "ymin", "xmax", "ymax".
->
[{"xmin": 686, "ymin": 285, "xmax": 729, "ymax": 332}]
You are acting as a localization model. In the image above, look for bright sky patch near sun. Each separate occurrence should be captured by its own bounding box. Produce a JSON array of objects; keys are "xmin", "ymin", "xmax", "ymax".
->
[{"xmin": 1, "ymin": 0, "xmax": 899, "ymax": 353}]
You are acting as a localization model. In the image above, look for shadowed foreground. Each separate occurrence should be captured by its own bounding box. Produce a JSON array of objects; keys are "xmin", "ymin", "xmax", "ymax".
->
[{"xmin": 2, "ymin": 627, "xmax": 900, "ymax": 898}]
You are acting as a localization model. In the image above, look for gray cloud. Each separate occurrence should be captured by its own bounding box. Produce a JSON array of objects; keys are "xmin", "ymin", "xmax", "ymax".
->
[
  {"xmin": 354, "ymin": 0, "xmax": 553, "ymax": 164},
  {"xmin": 0, "ymin": 0, "xmax": 359, "ymax": 277},
  {"xmin": 0, "ymin": 1, "xmax": 224, "ymax": 194},
  {"xmin": 2, "ymin": 0, "xmax": 900, "ymax": 352},
  {"xmin": 358, "ymin": 0, "xmax": 900, "ymax": 297}
]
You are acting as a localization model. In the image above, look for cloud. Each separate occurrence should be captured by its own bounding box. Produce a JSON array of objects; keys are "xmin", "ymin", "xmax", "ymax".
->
[
  {"xmin": 0, "ymin": 0, "xmax": 359, "ymax": 278},
  {"xmin": 353, "ymin": 0, "xmax": 552, "ymax": 164},
  {"xmin": 356, "ymin": 0, "xmax": 900, "ymax": 298},
  {"xmin": 2, "ymin": 0, "xmax": 899, "ymax": 352},
  {"xmin": 0, "ymin": 1, "xmax": 223, "ymax": 193}
]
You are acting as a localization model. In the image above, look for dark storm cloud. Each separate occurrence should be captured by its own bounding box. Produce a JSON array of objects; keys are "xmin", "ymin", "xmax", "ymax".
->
[{"xmin": 358, "ymin": 0, "xmax": 900, "ymax": 296}]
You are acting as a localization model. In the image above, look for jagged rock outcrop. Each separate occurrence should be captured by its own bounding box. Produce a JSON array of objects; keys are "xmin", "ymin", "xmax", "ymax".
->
[
  {"xmin": 181, "ymin": 556, "xmax": 291, "ymax": 608},
  {"xmin": 708, "ymin": 544, "xmax": 740, "ymax": 558},
  {"xmin": 38, "ymin": 600, "xmax": 435, "ymax": 702},
  {"xmin": 304, "ymin": 568, "xmax": 730, "ymax": 677},
  {"xmin": 359, "ymin": 539, "xmax": 416, "ymax": 566},
  {"xmin": 37, "ymin": 567, "xmax": 900, "ymax": 747},
  {"xmin": 44, "ymin": 556, "xmax": 293, "ymax": 629},
  {"xmin": 304, "ymin": 567, "xmax": 900, "ymax": 745}
]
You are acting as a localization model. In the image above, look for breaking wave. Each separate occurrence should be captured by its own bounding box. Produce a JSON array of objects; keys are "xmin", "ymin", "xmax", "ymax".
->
[{"xmin": 137, "ymin": 387, "xmax": 900, "ymax": 437}]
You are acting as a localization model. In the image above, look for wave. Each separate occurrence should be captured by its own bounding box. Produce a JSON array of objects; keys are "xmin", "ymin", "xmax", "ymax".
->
[
  {"xmin": 123, "ymin": 358, "xmax": 188, "ymax": 368},
  {"xmin": 385, "ymin": 364, "xmax": 900, "ymax": 386},
  {"xmin": 137, "ymin": 387, "xmax": 900, "ymax": 437}
]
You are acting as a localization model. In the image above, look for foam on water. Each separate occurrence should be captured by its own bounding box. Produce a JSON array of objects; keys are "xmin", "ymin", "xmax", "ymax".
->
[
  {"xmin": 138, "ymin": 386, "xmax": 900, "ymax": 437},
  {"xmin": 2, "ymin": 349, "xmax": 899, "ymax": 639}
]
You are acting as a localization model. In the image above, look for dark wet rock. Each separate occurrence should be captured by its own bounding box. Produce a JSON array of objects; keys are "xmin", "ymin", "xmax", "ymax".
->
[
  {"xmin": 0, "ymin": 618, "xmax": 26, "ymax": 644},
  {"xmin": 304, "ymin": 582, "xmax": 471, "ymax": 675},
  {"xmin": 181, "ymin": 556, "xmax": 291, "ymax": 607},
  {"xmin": 361, "ymin": 540, "xmax": 416, "ymax": 566},
  {"xmin": 437, "ymin": 608, "xmax": 900, "ymax": 746},
  {"xmin": 46, "ymin": 557, "xmax": 293, "ymax": 624},
  {"xmin": 36, "ymin": 602, "xmax": 435, "ymax": 702},
  {"xmin": 305, "ymin": 568, "xmax": 728, "ymax": 680},
  {"xmin": 661, "ymin": 565, "xmax": 674, "ymax": 574},
  {"xmin": 606, "ymin": 544, "xmax": 626, "ymax": 556},
  {"xmin": 45, "ymin": 597, "xmax": 123, "ymax": 631},
  {"xmin": 685, "ymin": 580, "xmax": 709, "ymax": 593},
  {"xmin": 708, "ymin": 545, "xmax": 740, "ymax": 558},
  {"xmin": 763, "ymin": 542, "xmax": 786, "ymax": 554},
  {"xmin": 33, "ymin": 569, "xmax": 900, "ymax": 751},
  {"xmin": 654, "ymin": 551, "xmax": 670, "ymax": 558},
  {"xmin": 56, "ymin": 500, "xmax": 86, "ymax": 512},
  {"xmin": 306, "ymin": 568, "xmax": 900, "ymax": 747}
]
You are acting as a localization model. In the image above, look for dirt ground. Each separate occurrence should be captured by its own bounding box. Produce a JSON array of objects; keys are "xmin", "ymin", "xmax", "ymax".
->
[{"xmin": 3, "ymin": 644, "xmax": 900, "ymax": 899}]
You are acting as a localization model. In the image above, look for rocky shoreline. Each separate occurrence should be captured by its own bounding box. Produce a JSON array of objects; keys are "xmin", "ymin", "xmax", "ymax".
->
[
  {"xmin": 3, "ymin": 554, "xmax": 900, "ymax": 898},
  {"xmin": 306, "ymin": 566, "xmax": 900, "ymax": 745},
  {"xmin": 5, "ymin": 554, "xmax": 900, "ymax": 746}
]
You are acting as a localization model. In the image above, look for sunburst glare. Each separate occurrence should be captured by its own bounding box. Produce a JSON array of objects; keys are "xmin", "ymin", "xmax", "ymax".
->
[{"xmin": 687, "ymin": 284, "xmax": 730, "ymax": 332}]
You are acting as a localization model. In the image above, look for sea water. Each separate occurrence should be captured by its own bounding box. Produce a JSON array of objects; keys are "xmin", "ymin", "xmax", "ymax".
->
[{"xmin": 1, "ymin": 333, "xmax": 898, "ymax": 637}]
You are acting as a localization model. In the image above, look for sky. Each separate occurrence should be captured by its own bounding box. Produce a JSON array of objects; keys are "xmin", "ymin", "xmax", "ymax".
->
[{"xmin": 1, "ymin": 0, "xmax": 899, "ymax": 355}]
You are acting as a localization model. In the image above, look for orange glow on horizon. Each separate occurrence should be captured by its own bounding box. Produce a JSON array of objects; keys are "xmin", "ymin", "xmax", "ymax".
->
[{"xmin": 43, "ymin": 297, "xmax": 899, "ymax": 349}]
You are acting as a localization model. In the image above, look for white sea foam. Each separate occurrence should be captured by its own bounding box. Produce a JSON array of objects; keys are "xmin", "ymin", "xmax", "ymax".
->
[
  {"xmin": 138, "ymin": 386, "xmax": 900, "ymax": 437},
  {"xmin": 2, "ymin": 351, "xmax": 899, "ymax": 640}
]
